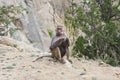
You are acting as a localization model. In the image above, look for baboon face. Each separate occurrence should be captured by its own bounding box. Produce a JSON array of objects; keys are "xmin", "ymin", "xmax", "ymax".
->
[{"xmin": 56, "ymin": 27, "xmax": 63, "ymax": 36}]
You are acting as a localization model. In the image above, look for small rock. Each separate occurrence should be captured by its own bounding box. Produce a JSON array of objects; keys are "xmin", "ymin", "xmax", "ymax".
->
[
  {"xmin": 115, "ymin": 72, "xmax": 120, "ymax": 76},
  {"xmin": 12, "ymin": 63, "xmax": 16, "ymax": 66},
  {"xmin": 61, "ymin": 72, "xmax": 64, "ymax": 75},
  {"xmin": 26, "ymin": 70, "xmax": 28, "ymax": 71},
  {"xmin": 82, "ymin": 75, "xmax": 97, "ymax": 80},
  {"xmin": 80, "ymin": 72, "xmax": 86, "ymax": 75},
  {"xmin": 6, "ymin": 58, "xmax": 10, "ymax": 60},
  {"xmin": 37, "ymin": 71, "xmax": 41, "ymax": 73}
]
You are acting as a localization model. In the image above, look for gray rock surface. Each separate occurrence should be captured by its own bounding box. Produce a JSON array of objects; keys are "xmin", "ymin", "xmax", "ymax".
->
[{"xmin": 0, "ymin": 0, "xmax": 79, "ymax": 51}]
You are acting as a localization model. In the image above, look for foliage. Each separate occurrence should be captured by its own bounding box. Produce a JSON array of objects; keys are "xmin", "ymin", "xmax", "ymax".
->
[
  {"xmin": 0, "ymin": 5, "xmax": 26, "ymax": 26},
  {"xmin": 65, "ymin": 0, "xmax": 120, "ymax": 66},
  {"xmin": 4, "ymin": 66, "xmax": 14, "ymax": 69},
  {"xmin": 9, "ymin": 28, "xmax": 18, "ymax": 36},
  {"xmin": 0, "ymin": 5, "xmax": 27, "ymax": 36},
  {"xmin": 48, "ymin": 29, "xmax": 54, "ymax": 38},
  {"xmin": 65, "ymin": 0, "xmax": 85, "ymax": 41}
]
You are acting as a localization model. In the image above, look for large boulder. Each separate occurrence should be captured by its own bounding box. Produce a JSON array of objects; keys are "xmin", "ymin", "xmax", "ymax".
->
[{"xmin": 0, "ymin": 0, "xmax": 81, "ymax": 51}]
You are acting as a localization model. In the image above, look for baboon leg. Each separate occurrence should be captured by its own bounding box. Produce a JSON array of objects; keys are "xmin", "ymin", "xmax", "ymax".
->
[
  {"xmin": 51, "ymin": 47, "xmax": 61, "ymax": 60},
  {"xmin": 56, "ymin": 47, "xmax": 62, "ymax": 60},
  {"xmin": 51, "ymin": 47, "xmax": 66, "ymax": 64},
  {"xmin": 33, "ymin": 47, "xmax": 65, "ymax": 63}
]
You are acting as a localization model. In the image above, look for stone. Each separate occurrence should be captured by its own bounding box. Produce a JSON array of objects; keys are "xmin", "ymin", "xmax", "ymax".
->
[{"xmin": 0, "ymin": 0, "xmax": 80, "ymax": 51}]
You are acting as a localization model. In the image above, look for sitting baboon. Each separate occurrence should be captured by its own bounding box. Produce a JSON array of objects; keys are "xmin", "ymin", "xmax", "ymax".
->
[
  {"xmin": 33, "ymin": 25, "xmax": 72, "ymax": 64},
  {"xmin": 50, "ymin": 25, "xmax": 72, "ymax": 63}
]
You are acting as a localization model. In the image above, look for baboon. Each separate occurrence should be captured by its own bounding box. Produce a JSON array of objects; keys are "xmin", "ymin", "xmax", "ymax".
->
[
  {"xmin": 50, "ymin": 25, "xmax": 72, "ymax": 63},
  {"xmin": 33, "ymin": 25, "xmax": 72, "ymax": 64}
]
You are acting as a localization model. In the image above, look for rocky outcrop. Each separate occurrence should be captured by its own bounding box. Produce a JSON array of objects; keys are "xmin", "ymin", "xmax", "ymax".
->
[
  {"xmin": 0, "ymin": 0, "xmax": 72, "ymax": 51},
  {"xmin": 0, "ymin": 36, "xmax": 41, "ymax": 52}
]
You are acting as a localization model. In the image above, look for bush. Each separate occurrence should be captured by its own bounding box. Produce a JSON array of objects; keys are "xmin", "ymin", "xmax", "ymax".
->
[
  {"xmin": 65, "ymin": 0, "xmax": 120, "ymax": 66},
  {"xmin": 0, "ymin": 5, "xmax": 27, "ymax": 36},
  {"xmin": 73, "ymin": 22, "xmax": 120, "ymax": 66}
]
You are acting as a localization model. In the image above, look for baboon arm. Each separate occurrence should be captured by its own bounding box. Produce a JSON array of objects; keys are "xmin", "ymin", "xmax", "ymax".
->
[{"xmin": 50, "ymin": 39, "xmax": 64, "ymax": 50}]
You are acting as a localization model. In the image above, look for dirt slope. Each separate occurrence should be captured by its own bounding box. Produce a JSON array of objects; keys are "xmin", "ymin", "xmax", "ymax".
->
[{"xmin": 0, "ymin": 44, "xmax": 120, "ymax": 80}]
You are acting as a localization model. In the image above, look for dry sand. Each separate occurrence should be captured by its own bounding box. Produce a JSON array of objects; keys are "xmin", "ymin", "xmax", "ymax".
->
[{"xmin": 0, "ymin": 44, "xmax": 120, "ymax": 80}]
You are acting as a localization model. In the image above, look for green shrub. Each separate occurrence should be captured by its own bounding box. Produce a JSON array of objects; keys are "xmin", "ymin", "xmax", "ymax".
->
[
  {"xmin": 0, "ymin": 5, "xmax": 27, "ymax": 36},
  {"xmin": 65, "ymin": 0, "xmax": 120, "ymax": 66},
  {"xmin": 48, "ymin": 29, "xmax": 53, "ymax": 38}
]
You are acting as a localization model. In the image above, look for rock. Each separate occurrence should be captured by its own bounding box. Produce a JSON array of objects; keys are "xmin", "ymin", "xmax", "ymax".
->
[
  {"xmin": 98, "ymin": 61, "xmax": 110, "ymax": 67},
  {"xmin": 82, "ymin": 75, "xmax": 97, "ymax": 80},
  {"xmin": 115, "ymin": 72, "xmax": 120, "ymax": 76},
  {"xmin": 64, "ymin": 59, "xmax": 73, "ymax": 68},
  {"xmin": 80, "ymin": 72, "xmax": 86, "ymax": 76},
  {"xmin": 12, "ymin": 30, "xmax": 30, "ymax": 44},
  {"xmin": 0, "ymin": 36, "xmax": 40, "ymax": 52},
  {"xmin": 8, "ymin": 23, "xmax": 30, "ymax": 44},
  {"xmin": 0, "ymin": 0, "xmax": 81, "ymax": 51}
]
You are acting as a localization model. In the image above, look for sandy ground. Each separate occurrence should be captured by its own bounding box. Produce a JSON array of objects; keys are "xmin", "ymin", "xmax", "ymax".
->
[{"xmin": 0, "ymin": 44, "xmax": 120, "ymax": 80}]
